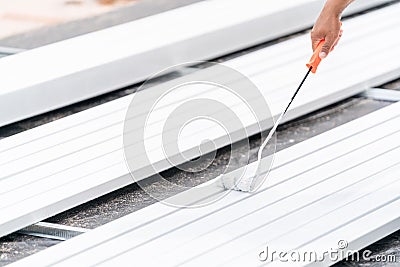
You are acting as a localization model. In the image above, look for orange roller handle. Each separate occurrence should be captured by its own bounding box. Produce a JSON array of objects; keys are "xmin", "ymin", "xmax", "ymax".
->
[{"xmin": 306, "ymin": 40, "xmax": 324, "ymax": 74}]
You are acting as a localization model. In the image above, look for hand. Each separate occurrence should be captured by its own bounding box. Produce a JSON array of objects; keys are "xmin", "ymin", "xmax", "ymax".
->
[{"xmin": 311, "ymin": 13, "xmax": 343, "ymax": 59}]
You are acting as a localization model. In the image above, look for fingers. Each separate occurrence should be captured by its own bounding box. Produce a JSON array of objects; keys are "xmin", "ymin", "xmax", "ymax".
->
[
  {"xmin": 310, "ymin": 27, "xmax": 323, "ymax": 51},
  {"xmin": 320, "ymin": 34, "xmax": 336, "ymax": 59},
  {"xmin": 311, "ymin": 27, "xmax": 343, "ymax": 59},
  {"xmin": 311, "ymin": 32, "xmax": 319, "ymax": 51},
  {"xmin": 311, "ymin": 38, "xmax": 322, "ymax": 52},
  {"xmin": 331, "ymin": 29, "xmax": 343, "ymax": 52},
  {"xmin": 310, "ymin": 12, "xmax": 343, "ymax": 59}
]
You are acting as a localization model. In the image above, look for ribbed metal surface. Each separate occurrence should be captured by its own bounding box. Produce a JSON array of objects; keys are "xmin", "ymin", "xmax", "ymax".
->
[
  {"xmin": 0, "ymin": 0, "xmax": 392, "ymax": 126},
  {"xmin": 10, "ymin": 100, "xmax": 400, "ymax": 267},
  {"xmin": 1, "ymin": 2, "xmax": 400, "ymax": 240}
]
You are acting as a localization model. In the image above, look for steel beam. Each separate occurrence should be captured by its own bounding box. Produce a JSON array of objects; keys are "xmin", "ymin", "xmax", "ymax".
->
[
  {"xmin": 16, "ymin": 222, "xmax": 88, "ymax": 241},
  {"xmin": 361, "ymin": 88, "xmax": 400, "ymax": 102}
]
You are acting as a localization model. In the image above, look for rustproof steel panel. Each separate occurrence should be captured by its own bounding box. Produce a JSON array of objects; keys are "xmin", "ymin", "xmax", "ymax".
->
[
  {"xmin": 1, "ymin": 2, "xmax": 400, "ymax": 240},
  {"xmin": 9, "ymin": 101, "xmax": 400, "ymax": 267},
  {"xmin": 0, "ymin": 0, "xmax": 392, "ymax": 126}
]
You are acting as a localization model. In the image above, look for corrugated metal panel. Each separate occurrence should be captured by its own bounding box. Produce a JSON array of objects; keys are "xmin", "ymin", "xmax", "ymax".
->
[
  {"xmin": 1, "ymin": 2, "xmax": 400, "ymax": 239},
  {"xmin": 10, "ymin": 100, "xmax": 400, "ymax": 267},
  {"xmin": 0, "ymin": 0, "xmax": 392, "ymax": 126}
]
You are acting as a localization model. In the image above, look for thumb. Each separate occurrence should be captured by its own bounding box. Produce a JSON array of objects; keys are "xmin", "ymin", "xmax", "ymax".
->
[{"xmin": 319, "ymin": 37, "xmax": 335, "ymax": 59}]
